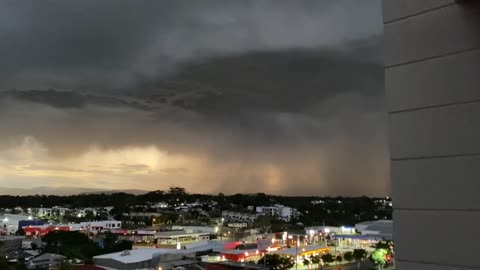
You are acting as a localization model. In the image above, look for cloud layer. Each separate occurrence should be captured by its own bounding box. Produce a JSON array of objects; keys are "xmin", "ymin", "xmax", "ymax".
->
[{"xmin": 0, "ymin": 0, "xmax": 388, "ymax": 196}]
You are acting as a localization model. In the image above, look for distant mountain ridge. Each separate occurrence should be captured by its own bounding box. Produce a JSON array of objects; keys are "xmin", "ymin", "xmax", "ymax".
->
[{"xmin": 0, "ymin": 186, "xmax": 149, "ymax": 196}]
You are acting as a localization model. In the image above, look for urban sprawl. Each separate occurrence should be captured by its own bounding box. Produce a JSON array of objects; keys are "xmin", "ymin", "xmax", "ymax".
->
[{"xmin": 0, "ymin": 188, "xmax": 393, "ymax": 270}]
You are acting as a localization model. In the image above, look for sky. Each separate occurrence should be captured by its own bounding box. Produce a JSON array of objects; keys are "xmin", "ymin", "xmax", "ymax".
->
[{"xmin": 0, "ymin": 0, "xmax": 388, "ymax": 196}]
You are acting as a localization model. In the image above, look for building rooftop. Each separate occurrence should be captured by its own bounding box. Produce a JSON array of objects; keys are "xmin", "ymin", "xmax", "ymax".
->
[
  {"xmin": 94, "ymin": 248, "xmax": 184, "ymax": 264},
  {"xmin": 156, "ymin": 230, "xmax": 209, "ymax": 237},
  {"xmin": 32, "ymin": 253, "xmax": 66, "ymax": 263},
  {"xmin": 333, "ymin": 234, "xmax": 392, "ymax": 241}
]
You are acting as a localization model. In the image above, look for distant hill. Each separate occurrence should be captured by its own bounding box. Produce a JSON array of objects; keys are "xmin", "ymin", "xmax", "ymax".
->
[{"xmin": 0, "ymin": 186, "xmax": 148, "ymax": 196}]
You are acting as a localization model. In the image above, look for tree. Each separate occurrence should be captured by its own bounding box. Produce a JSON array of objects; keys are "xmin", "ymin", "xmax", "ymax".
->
[
  {"xmin": 0, "ymin": 243, "xmax": 9, "ymax": 269},
  {"xmin": 102, "ymin": 231, "xmax": 118, "ymax": 251},
  {"xmin": 336, "ymin": 255, "xmax": 343, "ymax": 263},
  {"xmin": 310, "ymin": 255, "xmax": 321, "ymax": 270},
  {"xmin": 168, "ymin": 187, "xmax": 187, "ymax": 196},
  {"xmin": 254, "ymin": 215, "xmax": 272, "ymax": 233},
  {"xmin": 14, "ymin": 262, "xmax": 28, "ymax": 270},
  {"xmin": 43, "ymin": 231, "xmax": 100, "ymax": 262},
  {"xmin": 375, "ymin": 240, "xmax": 393, "ymax": 253},
  {"xmin": 303, "ymin": 258, "xmax": 311, "ymax": 269},
  {"xmin": 0, "ymin": 256, "xmax": 9, "ymax": 270},
  {"xmin": 343, "ymin": 251, "xmax": 353, "ymax": 262},
  {"xmin": 101, "ymin": 231, "xmax": 132, "ymax": 253},
  {"xmin": 352, "ymin": 249, "xmax": 368, "ymax": 270},
  {"xmin": 321, "ymin": 253, "xmax": 334, "ymax": 265},
  {"xmin": 258, "ymin": 254, "xmax": 295, "ymax": 270},
  {"xmin": 84, "ymin": 210, "xmax": 95, "ymax": 221},
  {"xmin": 59, "ymin": 260, "xmax": 73, "ymax": 270},
  {"xmin": 370, "ymin": 249, "xmax": 388, "ymax": 270}
]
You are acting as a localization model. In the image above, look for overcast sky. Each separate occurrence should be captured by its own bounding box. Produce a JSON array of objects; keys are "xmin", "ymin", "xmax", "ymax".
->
[{"xmin": 0, "ymin": 0, "xmax": 388, "ymax": 196}]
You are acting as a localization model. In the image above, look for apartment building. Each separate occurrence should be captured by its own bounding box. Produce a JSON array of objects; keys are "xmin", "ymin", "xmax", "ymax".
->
[
  {"xmin": 221, "ymin": 211, "xmax": 259, "ymax": 224},
  {"xmin": 255, "ymin": 205, "xmax": 298, "ymax": 222},
  {"xmin": 384, "ymin": 1, "xmax": 480, "ymax": 269}
]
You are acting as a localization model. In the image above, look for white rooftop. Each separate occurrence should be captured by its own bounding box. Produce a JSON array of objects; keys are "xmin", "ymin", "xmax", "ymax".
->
[{"xmin": 94, "ymin": 248, "xmax": 184, "ymax": 264}]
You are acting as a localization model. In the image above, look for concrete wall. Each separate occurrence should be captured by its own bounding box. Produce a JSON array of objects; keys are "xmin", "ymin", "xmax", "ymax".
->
[{"xmin": 383, "ymin": 1, "xmax": 480, "ymax": 269}]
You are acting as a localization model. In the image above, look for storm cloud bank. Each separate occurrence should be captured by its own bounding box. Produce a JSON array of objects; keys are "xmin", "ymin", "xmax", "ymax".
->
[{"xmin": 0, "ymin": 0, "xmax": 387, "ymax": 196}]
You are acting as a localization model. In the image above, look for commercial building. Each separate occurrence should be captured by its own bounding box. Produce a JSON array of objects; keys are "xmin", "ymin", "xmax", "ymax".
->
[
  {"xmin": 255, "ymin": 205, "xmax": 298, "ymax": 222},
  {"xmin": 171, "ymin": 225, "xmax": 218, "ymax": 234},
  {"xmin": 1, "ymin": 214, "xmax": 34, "ymax": 235},
  {"xmin": 271, "ymin": 245, "xmax": 329, "ymax": 257},
  {"xmin": 71, "ymin": 221, "xmax": 122, "ymax": 233},
  {"xmin": 93, "ymin": 244, "xmax": 222, "ymax": 270},
  {"xmin": 114, "ymin": 229, "xmax": 157, "ymax": 244},
  {"xmin": 23, "ymin": 220, "xmax": 122, "ymax": 237},
  {"xmin": 270, "ymin": 245, "xmax": 330, "ymax": 265},
  {"xmin": 93, "ymin": 248, "xmax": 189, "ymax": 270},
  {"xmin": 24, "ymin": 225, "xmax": 70, "ymax": 237},
  {"xmin": 305, "ymin": 226, "xmax": 356, "ymax": 236},
  {"xmin": 155, "ymin": 230, "xmax": 210, "ymax": 246},
  {"xmin": 221, "ymin": 249, "xmax": 263, "ymax": 262},
  {"xmin": 383, "ymin": 1, "xmax": 480, "ymax": 269},
  {"xmin": 355, "ymin": 220, "xmax": 392, "ymax": 238}
]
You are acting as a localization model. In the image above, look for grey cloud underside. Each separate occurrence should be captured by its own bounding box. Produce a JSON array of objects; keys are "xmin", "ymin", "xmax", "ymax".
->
[
  {"xmin": 0, "ymin": 44, "xmax": 385, "ymax": 149},
  {"xmin": 1, "ymin": 39, "xmax": 383, "ymax": 115}
]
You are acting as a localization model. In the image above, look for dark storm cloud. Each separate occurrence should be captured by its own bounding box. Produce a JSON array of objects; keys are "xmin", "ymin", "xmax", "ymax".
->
[
  {"xmin": 0, "ymin": 0, "xmax": 387, "ymax": 196},
  {"xmin": 0, "ymin": 0, "xmax": 382, "ymax": 88}
]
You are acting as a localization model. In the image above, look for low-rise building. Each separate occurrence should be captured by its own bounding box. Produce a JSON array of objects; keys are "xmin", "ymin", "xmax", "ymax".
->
[
  {"xmin": 156, "ymin": 230, "xmax": 210, "ymax": 246},
  {"xmin": 35, "ymin": 206, "xmax": 70, "ymax": 218},
  {"xmin": 305, "ymin": 225, "xmax": 356, "ymax": 235},
  {"xmin": 28, "ymin": 253, "xmax": 66, "ymax": 269},
  {"xmin": 1, "ymin": 214, "xmax": 33, "ymax": 235},
  {"xmin": 23, "ymin": 220, "xmax": 122, "ymax": 237},
  {"xmin": 71, "ymin": 220, "xmax": 122, "ymax": 233},
  {"xmin": 222, "ymin": 211, "xmax": 258, "ymax": 224},
  {"xmin": 171, "ymin": 225, "xmax": 217, "ymax": 234},
  {"xmin": 355, "ymin": 220, "xmax": 393, "ymax": 238},
  {"xmin": 93, "ymin": 248, "xmax": 194, "ymax": 270},
  {"xmin": 255, "ymin": 205, "xmax": 298, "ymax": 222},
  {"xmin": 76, "ymin": 208, "xmax": 98, "ymax": 218}
]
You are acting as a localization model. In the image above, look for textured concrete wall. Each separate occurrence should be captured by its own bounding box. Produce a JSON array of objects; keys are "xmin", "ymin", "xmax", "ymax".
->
[{"xmin": 384, "ymin": 1, "xmax": 480, "ymax": 269}]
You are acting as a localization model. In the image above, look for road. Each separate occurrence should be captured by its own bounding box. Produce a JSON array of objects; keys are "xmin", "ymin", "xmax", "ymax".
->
[{"xmin": 295, "ymin": 261, "xmax": 375, "ymax": 270}]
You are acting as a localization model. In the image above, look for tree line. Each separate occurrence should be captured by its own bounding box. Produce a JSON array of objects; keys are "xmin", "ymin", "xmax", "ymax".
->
[{"xmin": 0, "ymin": 187, "xmax": 391, "ymax": 226}]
